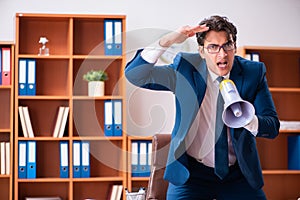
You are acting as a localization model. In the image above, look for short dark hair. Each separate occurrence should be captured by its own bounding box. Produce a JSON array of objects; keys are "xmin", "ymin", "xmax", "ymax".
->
[{"xmin": 196, "ymin": 15, "xmax": 237, "ymax": 46}]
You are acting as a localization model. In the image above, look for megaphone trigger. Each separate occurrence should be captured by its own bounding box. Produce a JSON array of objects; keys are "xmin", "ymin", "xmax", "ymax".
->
[{"xmin": 219, "ymin": 79, "xmax": 255, "ymax": 128}]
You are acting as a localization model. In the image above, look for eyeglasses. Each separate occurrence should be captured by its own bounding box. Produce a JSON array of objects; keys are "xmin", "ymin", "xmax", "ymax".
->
[{"xmin": 204, "ymin": 42, "xmax": 235, "ymax": 54}]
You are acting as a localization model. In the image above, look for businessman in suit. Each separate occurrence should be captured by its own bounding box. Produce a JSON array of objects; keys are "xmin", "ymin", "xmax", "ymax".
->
[{"xmin": 125, "ymin": 15, "xmax": 280, "ymax": 199}]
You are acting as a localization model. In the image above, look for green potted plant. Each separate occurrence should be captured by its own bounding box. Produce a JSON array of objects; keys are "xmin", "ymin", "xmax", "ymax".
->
[{"xmin": 83, "ymin": 69, "xmax": 108, "ymax": 96}]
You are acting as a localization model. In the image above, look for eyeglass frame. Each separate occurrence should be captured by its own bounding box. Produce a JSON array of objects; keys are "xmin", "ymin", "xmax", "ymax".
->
[{"xmin": 203, "ymin": 41, "xmax": 236, "ymax": 54}]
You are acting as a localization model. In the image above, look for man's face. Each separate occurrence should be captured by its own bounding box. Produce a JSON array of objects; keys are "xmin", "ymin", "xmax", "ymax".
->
[{"xmin": 199, "ymin": 30, "xmax": 235, "ymax": 76}]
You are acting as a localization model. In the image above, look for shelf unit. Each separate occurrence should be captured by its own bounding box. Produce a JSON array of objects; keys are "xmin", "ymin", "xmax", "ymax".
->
[
  {"xmin": 14, "ymin": 13, "xmax": 127, "ymax": 200},
  {"xmin": 0, "ymin": 41, "xmax": 14, "ymax": 200},
  {"xmin": 127, "ymin": 136, "xmax": 152, "ymax": 193},
  {"xmin": 238, "ymin": 46, "xmax": 300, "ymax": 199}
]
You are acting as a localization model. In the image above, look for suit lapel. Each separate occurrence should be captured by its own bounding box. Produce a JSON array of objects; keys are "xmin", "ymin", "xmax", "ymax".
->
[
  {"xmin": 229, "ymin": 57, "xmax": 243, "ymax": 92},
  {"xmin": 193, "ymin": 59, "xmax": 208, "ymax": 106}
]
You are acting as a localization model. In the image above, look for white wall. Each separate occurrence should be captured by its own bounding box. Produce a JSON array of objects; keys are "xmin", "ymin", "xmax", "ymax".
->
[{"xmin": 1, "ymin": 0, "xmax": 300, "ymax": 136}]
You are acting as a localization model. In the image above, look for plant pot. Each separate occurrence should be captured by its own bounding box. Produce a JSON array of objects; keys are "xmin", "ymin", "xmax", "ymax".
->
[{"xmin": 88, "ymin": 81, "xmax": 105, "ymax": 97}]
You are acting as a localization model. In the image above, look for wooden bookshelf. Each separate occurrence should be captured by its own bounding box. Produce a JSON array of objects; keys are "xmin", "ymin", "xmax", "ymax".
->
[
  {"xmin": 14, "ymin": 13, "xmax": 127, "ymax": 200},
  {"xmin": 237, "ymin": 46, "xmax": 300, "ymax": 199},
  {"xmin": 0, "ymin": 41, "xmax": 14, "ymax": 200}
]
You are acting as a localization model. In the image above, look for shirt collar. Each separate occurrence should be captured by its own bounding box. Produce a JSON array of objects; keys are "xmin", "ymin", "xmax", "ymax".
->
[{"xmin": 207, "ymin": 68, "xmax": 230, "ymax": 83}]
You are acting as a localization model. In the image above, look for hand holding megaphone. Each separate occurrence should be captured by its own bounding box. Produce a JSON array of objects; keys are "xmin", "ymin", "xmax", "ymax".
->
[{"xmin": 219, "ymin": 79, "xmax": 255, "ymax": 128}]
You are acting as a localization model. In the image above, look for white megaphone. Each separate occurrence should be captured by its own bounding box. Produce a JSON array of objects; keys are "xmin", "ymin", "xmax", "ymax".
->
[{"xmin": 219, "ymin": 79, "xmax": 255, "ymax": 128}]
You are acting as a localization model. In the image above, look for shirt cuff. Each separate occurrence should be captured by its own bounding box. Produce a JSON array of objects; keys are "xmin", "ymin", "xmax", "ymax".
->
[
  {"xmin": 141, "ymin": 41, "xmax": 168, "ymax": 63},
  {"xmin": 244, "ymin": 115, "xmax": 259, "ymax": 136}
]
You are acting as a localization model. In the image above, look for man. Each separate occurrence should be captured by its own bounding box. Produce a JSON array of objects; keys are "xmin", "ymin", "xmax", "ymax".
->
[{"xmin": 125, "ymin": 15, "xmax": 280, "ymax": 199}]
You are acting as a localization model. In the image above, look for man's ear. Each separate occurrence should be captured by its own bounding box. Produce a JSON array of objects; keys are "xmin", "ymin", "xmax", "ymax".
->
[{"xmin": 198, "ymin": 46, "xmax": 205, "ymax": 58}]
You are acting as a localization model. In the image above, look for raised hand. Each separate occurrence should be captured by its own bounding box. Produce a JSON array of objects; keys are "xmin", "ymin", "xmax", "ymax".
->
[{"xmin": 159, "ymin": 24, "xmax": 209, "ymax": 47}]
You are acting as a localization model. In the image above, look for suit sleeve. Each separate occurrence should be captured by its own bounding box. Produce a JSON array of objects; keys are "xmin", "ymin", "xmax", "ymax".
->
[
  {"xmin": 125, "ymin": 49, "xmax": 177, "ymax": 92},
  {"xmin": 252, "ymin": 62, "xmax": 280, "ymax": 139}
]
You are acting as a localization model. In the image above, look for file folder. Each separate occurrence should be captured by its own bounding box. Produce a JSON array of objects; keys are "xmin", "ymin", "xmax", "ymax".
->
[
  {"xmin": 27, "ymin": 141, "xmax": 36, "ymax": 178},
  {"xmin": 131, "ymin": 141, "xmax": 139, "ymax": 177},
  {"xmin": 113, "ymin": 100, "xmax": 122, "ymax": 136},
  {"xmin": 18, "ymin": 141, "xmax": 27, "ymax": 178},
  {"xmin": 27, "ymin": 59, "xmax": 36, "ymax": 95},
  {"xmin": 288, "ymin": 135, "xmax": 300, "ymax": 170},
  {"xmin": 18, "ymin": 59, "xmax": 27, "ymax": 95},
  {"xmin": 73, "ymin": 141, "xmax": 81, "ymax": 178},
  {"xmin": 139, "ymin": 141, "xmax": 148, "ymax": 177},
  {"xmin": 59, "ymin": 141, "xmax": 69, "ymax": 178},
  {"xmin": 81, "ymin": 141, "xmax": 90, "ymax": 178},
  {"xmin": 104, "ymin": 19, "xmax": 122, "ymax": 55},
  {"xmin": 1, "ymin": 47, "xmax": 11, "ymax": 85},
  {"xmin": 104, "ymin": 100, "xmax": 113, "ymax": 136}
]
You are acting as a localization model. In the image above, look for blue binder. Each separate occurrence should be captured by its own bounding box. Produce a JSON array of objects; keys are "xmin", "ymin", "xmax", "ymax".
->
[
  {"xmin": 81, "ymin": 141, "xmax": 90, "ymax": 178},
  {"xmin": 73, "ymin": 141, "xmax": 81, "ymax": 178},
  {"xmin": 26, "ymin": 141, "xmax": 36, "ymax": 179},
  {"xmin": 139, "ymin": 141, "xmax": 148, "ymax": 177},
  {"xmin": 104, "ymin": 19, "xmax": 122, "ymax": 55},
  {"xmin": 113, "ymin": 100, "xmax": 122, "ymax": 136},
  {"xmin": 59, "ymin": 141, "xmax": 69, "ymax": 178},
  {"xmin": 27, "ymin": 59, "xmax": 36, "ymax": 96},
  {"xmin": 131, "ymin": 141, "xmax": 139, "ymax": 177},
  {"xmin": 288, "ymin": 135, "xmax": 300, "ymax": 170},
  {"xmin": 18, "ymin": 59, "xmax": 27, "ymax": 95},
  {"xmin": 104, "ymin": 100, "xmax": 113, "ymax": 136},
  {"xmin": 18, "ymin": 141, "xmax": 27, "ymax": 178}
]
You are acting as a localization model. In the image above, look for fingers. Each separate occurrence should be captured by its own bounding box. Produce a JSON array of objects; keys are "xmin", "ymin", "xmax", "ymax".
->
[
  {"xmin": 187, "ymin": 24, "xmax": 209, "ymax": 37},
  {"xmin": 179, "ymin": 24, "xmax": 209, "ymax": 38}
]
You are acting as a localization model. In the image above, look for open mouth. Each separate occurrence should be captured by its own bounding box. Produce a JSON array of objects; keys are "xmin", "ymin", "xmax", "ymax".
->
[{"xmin": 217, "ymin": 61, "xmax": 227, "ymax": 69}]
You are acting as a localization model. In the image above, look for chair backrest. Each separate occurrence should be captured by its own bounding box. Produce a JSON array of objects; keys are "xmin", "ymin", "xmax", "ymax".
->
[{"xmin": 146, "ymin": 134, "xmax": 171, "ymax": 200}]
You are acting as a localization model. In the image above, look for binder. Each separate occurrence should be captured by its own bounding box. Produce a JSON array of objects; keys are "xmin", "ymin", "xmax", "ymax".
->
[
  {"xmin": 81, "ymin": 141, "xmax": 90, "ymax": 178},
  {"xmin": 1, "ymin": 47, "xmax": 11, "ymax": 85},
  {"xmin": 5, "ymin": 142, "xmax": 10, "ymax": 175},
  {"xmin": 27, "ymin": 59, "xmax": 36, "ymax": 95},
  {"xmin": 139, "ymin": 141, "xmax": 148, "ymax": 177},
  {"xmin": 288, "ymin": 135, "xmax": 300, "ymax": 170},
  {"xmin": 113, "ymin": 99, "xmax": 122, "ymax": 136},
  {"xmin": 147, "ymin": 141, "xmax": 152, "ymax": 176},
  {"xmin": 22, "ymin": 106, "xmax": 35, "ymax": 138},
  {"xmin": 18, "ymin": 59, "xmax": 27, "ymax": 95},
  {"xmin": 57, "ymin": 107, "xmax": 69, "ymax": 138},
  {"xmin": 104, "ymin": 19, "xmax": 122, "ymax": 55},
  {"xmin": 72, "ymin": 141, "xmax": 81, "ymax": 178},
  {"xmin": 27, "ymin": 141, "xmax": 36, "ymax": 178},
  {"xmin": 18, "ymin": 106, "xmax": 29, "ymax": 137},
  {"xmin": 0, "ymin": 142, "xmax": 5, "ymax": 175},
  {"xmin": 18, "ymin": 141, "xmax": 27, "ymax": 178},
  {"xmin": 52, "ymin": 106, "xmax": 65, "ymax": 137},
  {"xmin": 104, "ymin": 100, "xmax": 113, "ymax": 136},
  {"xmin": 131, "ymin": 141, "xmax": 139, "ymax": 177},
  {"xmin": 59, "ymin": 141, "xmax": 69, "ymax": 178},
  {"xmin": 251, "ymin": 53, "xmax": 260, "ymax": 62}
]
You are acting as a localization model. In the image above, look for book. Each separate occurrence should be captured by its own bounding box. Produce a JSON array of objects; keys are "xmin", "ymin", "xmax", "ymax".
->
[
  {"xmin": 5, "ymin": 142, "xmax": 10, "ymax": 175},
  {"xmin": 18, "ymin": 106, "xmax": 29, "ymax": 137},
  {"xmin": 52, "ymin": 106, "xmax": 65, "ymax": 137},
  {"xmin": 22, "ymin": 106, "xmax": 35, "ymax": 138},
  {"xmin": 58, "ymin": 107, "xmax": 69, "ymax": 138}
]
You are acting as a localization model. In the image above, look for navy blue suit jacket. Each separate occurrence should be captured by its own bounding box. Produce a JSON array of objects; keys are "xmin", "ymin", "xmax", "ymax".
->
[{"xmin": 125, "ymin": 49, "xmax": 280, "ymax": 190}]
